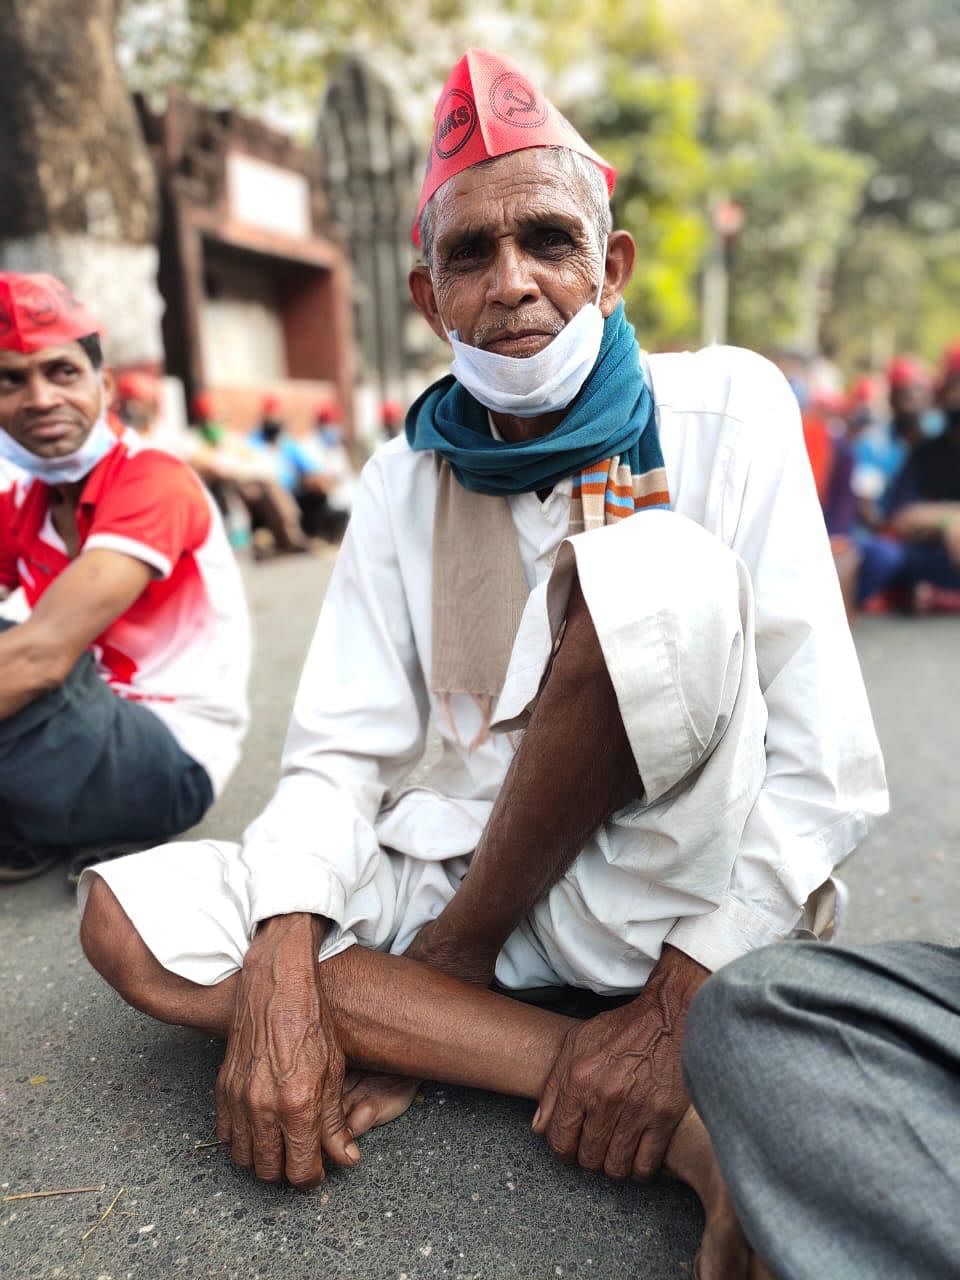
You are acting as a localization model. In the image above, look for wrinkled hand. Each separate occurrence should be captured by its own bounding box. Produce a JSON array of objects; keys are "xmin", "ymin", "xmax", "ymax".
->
[
  {"xmin": 533, "ymin": 944, "xmax": 709, "ymax": 1180},
  {"xmin": 404, "ymin": 916, "xmax": 497, "ymax": 987},
  {"xmin": 215, "ymin": 913, "xmax": 360, "ymax": 1187}
]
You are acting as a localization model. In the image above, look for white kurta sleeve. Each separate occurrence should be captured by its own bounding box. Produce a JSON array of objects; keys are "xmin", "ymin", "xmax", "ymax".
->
[
  {"xmin": 665, "ymin": 350, "xmax": 888, "ymax": 972},
  {"xmin": 240, "ymin": 454, "xmax": 430, "ymax": 926}
]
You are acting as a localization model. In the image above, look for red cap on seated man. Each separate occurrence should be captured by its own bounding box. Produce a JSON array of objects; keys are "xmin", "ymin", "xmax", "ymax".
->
[{"xmin": 0, "ymin": 272, "xmax": 117, "ymax": 483}]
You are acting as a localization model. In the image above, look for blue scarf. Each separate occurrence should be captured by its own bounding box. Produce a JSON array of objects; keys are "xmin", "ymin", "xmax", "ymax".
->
[{"xmin": 405, "ymin": 303, "xmax": 663, "ymax": 496}]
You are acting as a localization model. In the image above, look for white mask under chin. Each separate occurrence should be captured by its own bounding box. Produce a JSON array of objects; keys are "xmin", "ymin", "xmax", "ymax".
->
[
  {"xmin": 445, "ymin": 250, "xmax": 607, "ymax": 418},
  {"xmin": 0, "ymin": 385, "xmax": 116, "ymax": 485}
]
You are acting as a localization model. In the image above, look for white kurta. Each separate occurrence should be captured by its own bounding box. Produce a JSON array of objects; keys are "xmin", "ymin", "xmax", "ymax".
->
[{"xmin": 83, "ymin": 346, "xmax": 888, "ymax": 993}]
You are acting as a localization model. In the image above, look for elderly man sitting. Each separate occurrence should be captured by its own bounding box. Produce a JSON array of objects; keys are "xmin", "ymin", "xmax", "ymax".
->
[
  {"xmin": 79, "ymin": 51, "xmax": 886, "ymax": 1276},
  {"xmin": 0, "ymin": 273, "xmax": 250, "ymax": 883}
]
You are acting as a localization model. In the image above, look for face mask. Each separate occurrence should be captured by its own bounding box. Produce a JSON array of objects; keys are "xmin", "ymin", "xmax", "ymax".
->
[
  {"xmin": 0, "ymin": 379, "xmax": 116, "ymax": 484},
  {"xmin": 444, "ymin": 244, "xmax": 607, "ymax": 418}
]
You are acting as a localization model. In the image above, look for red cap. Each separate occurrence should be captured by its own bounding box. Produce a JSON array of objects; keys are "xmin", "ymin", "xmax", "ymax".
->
[
  {"xmin": 381, "ymin": 399, "xmax": 404, "ymax": 426},
  {"xmin": 886, "ymin": 355, "xmax": 929, "ymax": 390},
  {"xmin": 413, "ymin": 49, "xmax": 615, "ymax": 246},
  {"xmin": 847, "ymin": 374, "xmax": 880, "ymax": 407},
  {"xmin": 314, "ymin": 399, "xmax": 339, "ymax": 424},
  {"xmin": 260, "ymin": 393, "xmax": 281, "ymax": 416},
  {"xmin": 940, "ymin": 339, "xmax": 960, "ymax": 379},
  {"xmin": 0, "ymin": 272, "xmax": 102, "ymax": 354},
  {"xmin": 192, "ymin": 391, "xmax": 215, "ymax": 420},
  {"xmin": 115, "ymin": 371, "xmax": 161, "ymax": 407},
  {"xmin": 810, "ymin": 387, "xmax": 846, "ymax": 416}
]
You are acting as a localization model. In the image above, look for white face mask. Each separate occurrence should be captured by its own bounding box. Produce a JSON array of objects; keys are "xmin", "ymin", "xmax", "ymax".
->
[
  {"xmin": 444, "ymin": 244, "xmax": 607, "ymax": 418},
  {"xmin": 0, "ymin": 378, "xmax": 116, "ymax": 484}
]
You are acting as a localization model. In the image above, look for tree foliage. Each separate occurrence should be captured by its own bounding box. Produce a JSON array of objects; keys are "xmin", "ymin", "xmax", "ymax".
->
[{"xmin": 116, "ymin": 0, "xmax": 958, "ymax": 362}]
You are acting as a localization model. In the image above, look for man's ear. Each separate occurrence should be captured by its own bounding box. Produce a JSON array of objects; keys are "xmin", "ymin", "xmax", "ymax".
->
[
  {"xmin": 100, "ymin": 366, "xmax": 116, "ymax": 403},
  {"xmin": 600, "ymin": 230, "xmax": 637, "ymax": 318},
  {"xmin": 409, "ymin": 265, "xmax": 448, "ymax": 344}
]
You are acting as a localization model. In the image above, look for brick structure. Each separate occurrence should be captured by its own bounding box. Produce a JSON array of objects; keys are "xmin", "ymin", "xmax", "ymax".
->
[{"xmin": 137, "ymin": 94, "xmax": 355, "ymax": 436}]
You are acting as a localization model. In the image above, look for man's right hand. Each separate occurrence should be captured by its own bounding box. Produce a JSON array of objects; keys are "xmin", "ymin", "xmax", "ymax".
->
[{"xmin": 214, "ymin": 913, "xmax": 360, "ymax": 1187}]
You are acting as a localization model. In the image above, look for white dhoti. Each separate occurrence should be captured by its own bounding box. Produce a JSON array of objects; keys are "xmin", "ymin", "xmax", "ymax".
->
[{"xmin": 81, "ymin": 512, "xmax": 769, "ymax": 995}]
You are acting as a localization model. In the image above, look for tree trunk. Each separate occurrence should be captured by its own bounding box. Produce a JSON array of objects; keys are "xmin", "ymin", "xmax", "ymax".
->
[{"xmin": 0, "ymin": 0, "xmax": 163, "ymax": 366}]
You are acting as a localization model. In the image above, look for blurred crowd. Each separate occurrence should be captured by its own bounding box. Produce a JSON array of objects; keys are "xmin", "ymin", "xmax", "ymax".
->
[
  {"xmin": 785, "ymin": 341, "xmax": 960, "ymax": 619},
  {"xmin": 106, "ymin": 378, "xmax": 408, "ymax": 560},
  {"xmin": 80, "ymin": 345, "xmax": 960, "ymax": 611}
]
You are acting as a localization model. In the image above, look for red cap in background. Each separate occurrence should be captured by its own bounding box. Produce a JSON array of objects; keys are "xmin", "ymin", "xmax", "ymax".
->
[
  {"xmin": 314, "ymin": 400, "xmax": 339, "ymax": 424},
  {"xmin": 0, "ymin": 272, "xmax": 103, "ymax": 354},
  {"xmin": 115, "ymin": 371, "xmax": 161, "ymax": 408},
  {"xmin": 192, "ymin": 392, "xmax": 215, "ymax": 421},
  {"xmin": 260, "ymin": 394, "xmax": 282, "ymax": 416},
  {"xmin": 810, "ymin": 387, "xmax": 847, "ymax": 417},
  {"xmin": 412, "ymin": 49, "xmax": 615, "ymax": 246},
  {"xmin": 381, "ymin": 399, "xmax": 404, "ymax": 427},
  {"xmin": 886, "ymin": 355, "xmax": 929, "ymax": 390},
  {"xmin": 847, "ymin": 374, "xmax": 881, "ymax": 407},
  {"xmin": 940, "ymin": 339, "xmax": 960, "ymax": 380}
]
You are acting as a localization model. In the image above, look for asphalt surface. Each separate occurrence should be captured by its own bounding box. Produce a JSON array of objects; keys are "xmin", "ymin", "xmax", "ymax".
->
[{"xmin": 2, "ymin": 553, "xmax": 958, "ymax": 1280}]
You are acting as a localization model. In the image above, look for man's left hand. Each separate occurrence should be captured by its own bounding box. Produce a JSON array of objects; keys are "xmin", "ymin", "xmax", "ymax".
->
[{"xmin": 532, "ymin": 944, "xmax": 710, "ymax": 1180}]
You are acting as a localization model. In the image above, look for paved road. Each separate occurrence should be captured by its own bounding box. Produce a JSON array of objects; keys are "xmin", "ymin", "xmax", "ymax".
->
[{"xmin": 2, "ymin": 555, "xmax": 958, "ymax": 1280}]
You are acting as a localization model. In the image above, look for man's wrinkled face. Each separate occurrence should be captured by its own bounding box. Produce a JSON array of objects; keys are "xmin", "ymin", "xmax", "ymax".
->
[
  {"xmin": 0, "ymin": 342, "xmax": 102, "ymax": 457},
  {"xmin": 421, "ymin": 150, "xmax": 607, "ymax": 357}
]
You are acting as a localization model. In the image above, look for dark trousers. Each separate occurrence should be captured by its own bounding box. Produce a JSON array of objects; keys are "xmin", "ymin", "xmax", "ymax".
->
[
  {"xmin": 857, "ymin": 532, "xmax": 960, "ymax": 603},
  {"xmin": 0, "ymin": 620, "xmax": 213, "ymax": 848},
  {"xmin": 683, "ymin": 941, "xmax": 960, "ymax": 1279}
]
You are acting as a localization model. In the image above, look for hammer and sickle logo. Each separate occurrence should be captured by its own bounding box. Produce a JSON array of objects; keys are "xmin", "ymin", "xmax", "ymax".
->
[{"xmin": 489, "ymin": 72, "xmax": 548, "ymax": 128}]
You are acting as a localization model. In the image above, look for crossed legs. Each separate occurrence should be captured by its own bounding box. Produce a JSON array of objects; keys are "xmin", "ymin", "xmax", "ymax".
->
[{"xmin": 82, "ymin": 875, "xmax": 767, "ymax": 1277}]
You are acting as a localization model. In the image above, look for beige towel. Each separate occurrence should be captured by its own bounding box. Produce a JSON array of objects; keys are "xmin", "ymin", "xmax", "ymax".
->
[{"xmin": 431, "ymin": 460, "xmax": 529, "ymax": 744}]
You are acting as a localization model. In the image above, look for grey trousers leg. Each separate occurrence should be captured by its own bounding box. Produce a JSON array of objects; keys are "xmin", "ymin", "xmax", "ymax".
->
[{"xmin": 682, "ymin": 942, "xmax": 960, "ymax": 1280}]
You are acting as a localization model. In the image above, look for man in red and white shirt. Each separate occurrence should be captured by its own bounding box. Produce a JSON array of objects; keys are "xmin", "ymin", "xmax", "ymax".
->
[{"xmin": 0, "ymin": 272, "xmax": 250, "ymax": 882}]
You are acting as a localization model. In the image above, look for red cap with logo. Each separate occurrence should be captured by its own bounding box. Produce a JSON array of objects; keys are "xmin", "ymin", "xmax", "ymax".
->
[
  {"xmin": 0, "ymin": 272, "xmax": 103, "ymax": 354},
  {"xmin": 412, "ymin": 49, "xmax": 616, "ymax": 246}
]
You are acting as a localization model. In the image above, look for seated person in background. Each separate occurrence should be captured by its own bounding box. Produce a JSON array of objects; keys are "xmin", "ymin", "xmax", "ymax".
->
[
  {"xmin": 803, "ymin": 389, "xmax": 859, "ymax": 619},
  {"xmin": 0, "ymin": 273, "xmax": 251, "ymax": 884},
  {"xmin": 852, "ymin": 355, "xmax": 932, "ymax": 605},
  {"xmin": 882, "ymin": 341, "xmax": 960, "ymax": 603},
  {"xmin": 247, "ymin": 395, "xmax": 334, "ymax": 543},
  {"xmin": 190, "ymin": 392, "xmax": 308, "ymax": 556},
  {"xmin": 306, "ymin": 399, "xmax": 355, "ymax": 541},
  {"xmin": 78, "ymin": 51, "xmax": 886, "ymax": 1278},
  {"xmin": 379, "ymin": 398, "xmax": 404, "ymax": 440}
]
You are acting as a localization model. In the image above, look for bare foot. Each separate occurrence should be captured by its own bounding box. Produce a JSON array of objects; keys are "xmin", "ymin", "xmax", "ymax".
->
[
  {"xmin": 665, "ymin": 1108, "xmax": 775, "ymax": 1280},
  {"xmin": 341, "ymin": 1070, "xmax": 422, "ymax": 1138}
]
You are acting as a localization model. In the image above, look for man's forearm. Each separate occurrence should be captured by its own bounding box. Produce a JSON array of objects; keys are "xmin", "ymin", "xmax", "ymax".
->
[
  {"xmin": 889, "ymin": 501, "xmax": 960, "ymax": 541},
  {"xmin": 0, "ymin": 622, "xmax": 71, "ymax": 720}
]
